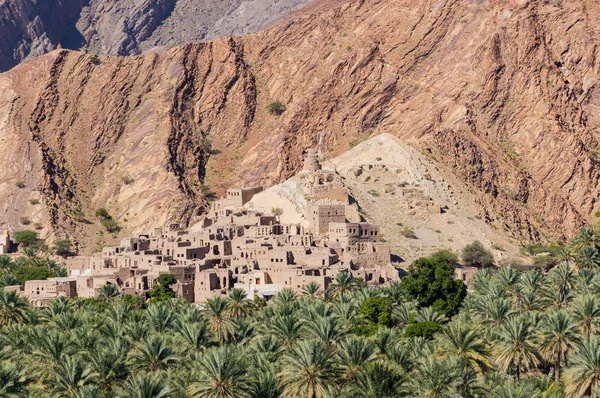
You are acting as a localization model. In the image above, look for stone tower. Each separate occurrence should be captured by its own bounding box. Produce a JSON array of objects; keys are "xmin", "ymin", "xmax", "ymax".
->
[{"xmin": 303, "ymin": 148, "xmax": 321, "ymax": 172}]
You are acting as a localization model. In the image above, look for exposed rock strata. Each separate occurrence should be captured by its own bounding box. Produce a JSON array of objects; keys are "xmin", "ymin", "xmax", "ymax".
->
[
  {"xmin": 0, "ymin": 0, "xmax": 315, "ymax": 70},
  {"xmin": 1, "ymin": 0, "xmax": 599, "ymax": 251}
]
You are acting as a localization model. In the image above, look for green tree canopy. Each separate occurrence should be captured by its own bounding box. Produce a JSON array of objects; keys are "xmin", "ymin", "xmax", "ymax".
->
[
  {"xmin": 404, "ymin": 321, "xmax": 443, "ymax": 339},
  {"xmin": 12, "ymin": 265, "xmax": 52, "ymax": 285},
  {"xmin": 148, "ymin": 274, "xmax": 176, "ymax": 302},
  {"xmin": 357, "ymin": 297, "xmax": 392, "ymax": 335},
  {"xmin": 13, "ymin": 230, "xmax": 43, "ymax": 250},
  {"xmin": 400, "ymin": 250, "xmax": 467, "ymax": 317},
  {"xmin": 461, "ymin": 240, "xmax": 495, "ymax": 268},
  {"xmin": 52, "ymin": 239, "xmax": 73, "ymax": 257}
]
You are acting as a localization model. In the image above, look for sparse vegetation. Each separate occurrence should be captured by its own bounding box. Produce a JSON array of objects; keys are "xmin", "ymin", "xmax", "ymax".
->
[
  {"xmin": 461, "ymin": 240, "xmax": 495, "ymax": 268},
  {"xmin": 266, "ymin": 101, "xmax": 287, "ymax": 116},
  {"xmin": 271, "ymin": 207, "xmax": 284, "ymax": 216},
  {"xmin": 13, "ymin": 230, "xmax": 43, "ymax": 250},
  {"xmin": 73, "ymin": 209, "xmax": 86, "ymax": 222},
  {"xmin": 121, "ymin": 175, "xmax": 134, "ymax": 185},
  {"xmin": 15, "ymin": 180, "xmax": 25, "ymax": 188},
  {"xmin": 101, "ymin": 218, "xmax": 120, "ymax": 233},
  {"xmin": 19, "ymin": 217, "xmax": 30, "ymax": 225},
  {"xmin": 52, "ymin": 239, "xmax": 73, "ymax": 257},
  {"xmin": 96, "ymin": 208, "xmax": 120, "ymax": 233},
  {"xmin": 89, "ymin": 54, "xmax": 100, "ymax": 65},
  {"xmin": 367, "ymin": 189, "xmax": 380, "ymax": 197},
  {"xmin": 400, "ymin": 226, "xmax": 417, "ymax": 239},
  {"xmin": 28, "ymin": 199, "xmax": 39, "ymax": 205}
]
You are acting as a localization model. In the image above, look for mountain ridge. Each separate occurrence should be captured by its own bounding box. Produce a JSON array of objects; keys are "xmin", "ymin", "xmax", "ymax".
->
[{"xmin": 1, "ymin": 0, "xmax": 599, "ymax": 252}]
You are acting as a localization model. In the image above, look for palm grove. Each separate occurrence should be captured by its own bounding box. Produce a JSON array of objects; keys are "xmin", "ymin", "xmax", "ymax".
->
[{"xmin": 1, "ymin": 229, "xmax": 600, "ymax": 397}]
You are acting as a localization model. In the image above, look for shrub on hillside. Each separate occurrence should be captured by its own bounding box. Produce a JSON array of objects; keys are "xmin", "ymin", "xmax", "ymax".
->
[
  {"xmin": 266, "ymin": 101, "xmax": 286, "ymax": 116},
  {"xmin": 461, "ymin": 240, "xmax": 495, "ymax": 268}
]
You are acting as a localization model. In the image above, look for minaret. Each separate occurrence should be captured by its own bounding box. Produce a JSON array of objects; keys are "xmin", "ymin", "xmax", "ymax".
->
[{"xmin": 303, "ymin": 148, "xmax": 321, "ymax": 172}]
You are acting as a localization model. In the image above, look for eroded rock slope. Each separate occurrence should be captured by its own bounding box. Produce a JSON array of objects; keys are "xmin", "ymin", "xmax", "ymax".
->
[
  {"xmin": 0, "ymin": 0, "xmax": 315, "ymax": 70},
  {"xmin": 1, "ymin": 0, "xmax": 599, "ymax": 252}
]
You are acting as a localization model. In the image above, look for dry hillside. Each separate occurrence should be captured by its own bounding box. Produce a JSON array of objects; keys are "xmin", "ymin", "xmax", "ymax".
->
[{"xmin": 1, "ymin": 0, "xmax": 599, "ymax": 252}]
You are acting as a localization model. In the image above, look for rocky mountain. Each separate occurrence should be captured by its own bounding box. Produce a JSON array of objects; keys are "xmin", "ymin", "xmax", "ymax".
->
[
  {"xmin": 1, "ymin": 0, "xmax": 599, "ymax": 253},
  {"xmin": 0, "ymin": 0, "xmax": 315, "ymax": 71}
]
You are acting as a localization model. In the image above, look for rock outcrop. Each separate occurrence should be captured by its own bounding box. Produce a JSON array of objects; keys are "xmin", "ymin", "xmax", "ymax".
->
[
  {"xmin": 1, "ymin": 0, "xmax": 599, "ymax": 251},
  {"xmin": 0, "ymin": 0, "xmax": 316, "ymax": 70}
]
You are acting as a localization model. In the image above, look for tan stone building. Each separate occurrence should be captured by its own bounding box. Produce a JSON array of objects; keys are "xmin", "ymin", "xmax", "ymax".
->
[{"xmin": 16, "ymin": 151, "xmax": 401, "ymax": 305}]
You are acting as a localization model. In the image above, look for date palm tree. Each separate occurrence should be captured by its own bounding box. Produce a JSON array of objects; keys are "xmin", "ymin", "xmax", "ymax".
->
[
  {"xmin": 576, "ymin": 246, "xmax": 600, "ymax": 270},
  {"xmin": 0, "ymin": 289, "xmax": 29, "ymax": 327},
  {"xmin": 187, "ymin": 346, "xmax": 249, "ymax": 398},
  {"xmin": 98, "ymin": 283, "xmax": 119, "ymax": 300},
  {"xmin": 0, "ymin": 274, "xmax": 19, "ymax": 289},
  {"xmin": 204, "ymin": 296, "xmax": 231, "ymax": 343},
  {"xmin": 89, "ymin": 338, "xmax": 129, "ymax": 390},
  {"xmin": 347, "ymin": 361, "xmax": 405, "ymax": 398},
  {"xmin": 228, "ymin": 288, "xmax": 252, "ymax": 318},
  {"xmin": 279, "ymin": 339, "xmax": 340, "ymax": 398},
  {"xmin": 301, "ymin": 282, "xmax": 322, "ymax": 299},
  {"xmin": 117, "ymin": 374, "xmax": 171, "ymax": 398},
  {"xmin": 47, "ymin": 356, "xmax": 94, "ymax": 397},
  {"xmin": 175, "ymin": 320, "xmax": 212, "ymax": 353},
  {"xmin": 304, "ymin": 315, "xmax": 344, "ymax": 350},
  {"xmin": 548, "ymin": 264, "xmax": 575, "ymax": 307},
  {"xmin": 573, "ymin": 227, "xmax": 596, "ymax": 249},
  {"xmin": 328, "ymin": 272, "xmax": 357, "ymax": 299},
  {"xmin": 410, "ymin": 357, "xmax": 461, "ymax": 398},
  {"xmin": 538, "ymin": 310, "xmax": 580, "ymax": 381},
  {"xmin": 127, "ymin": 335, "xmax": 178, "ymax": 372},
  {"xmin": 145, "ymin": 303, "xmax": 174, "ymax": 334},
  {"xmin": 271, "ymin": 315, "xmax": 303, "ymax": 347},
  {"xmin": 493, "ymin": 316, "xmax": 541, "ymax": 381},
  {"xmin": 563, "ymin": 335, "xmax": 600, "ymax": 398},
  {"xmin": 436, "ymin": 321, "xmax": 491, "ymax": 374},
  {"xmin": 336, "ymin": 335, "xmax": 377, "ymax": 385},
  {"xmin": 0, "ymin": 361, "xmax": 32, "ymax": 397},
  {"xmin": 571, "ymin": 295, "xmax": 600, "ymax": 337}
]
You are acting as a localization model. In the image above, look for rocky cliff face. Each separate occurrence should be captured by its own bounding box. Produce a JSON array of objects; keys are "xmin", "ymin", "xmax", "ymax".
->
[
  {"xmin": 0, "ymin": 0, "xmax": 315, "ymax": 70},
  {"xmin": 0, "ymin": 0, "xmax": 87, "ymax": 71},
  {"xmin": 1, "ymin": 0, "xmax": 599, "ymax": 252}
]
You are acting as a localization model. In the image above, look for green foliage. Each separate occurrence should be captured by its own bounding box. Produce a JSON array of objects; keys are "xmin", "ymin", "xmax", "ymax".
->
[
  {"xmin": 1, "ymin": 232, "xmax": 600, "ymax": 396},
  {"xmin": 523, "ymin": 243, "xmax": 564, "ymax": 256},
  {"xmin": 462, "ymin": 240, "xmax": 495, "ymax": 268},
  {"xmin": 400, "ymin": 226, "xmax": 417, "ymax": 239},
  {"xmin": 101, "ymin": 218, "xmax": 120, "ymax": 233},
  {"xmin": 400, "ymin": 250, "xmax": 466, "ymax": 317},
  {"xmin": 121, "ymin": 175, "xmax": 134, "ymax": 185},
  {"xmin": 15, "ymin": 180, "xmax": 25, "ymax": 188},
  {"xmin": 533, "ymin": 255, "xmax": 558, "ymax": 271},
  {"xmin": 357, "ymin": 297, "xmax": 392, "ymax": 334},
  {"xmin": 123, "ymin": 294, "xmax": 147, "ymax": 309},
  {"xmin": 95, "ymin": 208, "xmax": 110, "ymax": 220},
  {"xmin": 19, "ymin": 217, "xmax": 30, "ymax": 225},
  {"xmin": 12, "ymin": 265, "xmax": 52, "ymax": 284},
  {"xmin": 266, "ymin": 101, "xmax": 286, "ymax": 116},
  {"xmin": 404, "ymin": 321, "xmax": 443, "ymax": 339},
  {"xmin": 52, "ymin": 239, "xmax": 73, "ymax": 257},
  {"xmin": 89, "ymin": 54, "xmax": 100, "ymax": 65},
  {"xmin": 13, "ymin": 230, "xmax": 41, "ymax": 249},
  {"xmin": 148, "ymin": 274, "xmax": 176, "ymax": 302}
]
